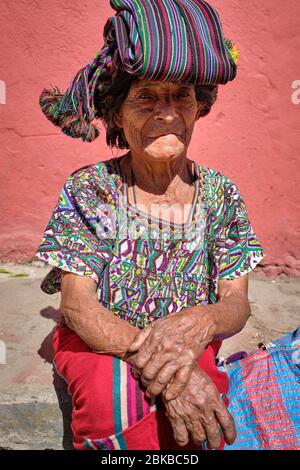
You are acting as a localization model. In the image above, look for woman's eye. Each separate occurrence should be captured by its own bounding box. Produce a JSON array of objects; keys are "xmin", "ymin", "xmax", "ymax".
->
[
  {"xmin": 177, "ymin": 92, "xmax": 190, "ymax": 98},
  {"xmin": 138, "ymin": 94, "xmax": 153, "ymax": 100}
]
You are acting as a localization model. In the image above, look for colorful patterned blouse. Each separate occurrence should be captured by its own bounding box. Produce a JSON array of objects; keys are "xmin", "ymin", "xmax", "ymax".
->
[{"xmin": 35, "ymin": 157, "xmax": 265, "ymax": 329}]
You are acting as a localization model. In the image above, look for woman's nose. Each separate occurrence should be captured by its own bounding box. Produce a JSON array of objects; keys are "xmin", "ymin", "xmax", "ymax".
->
[{"xmin": 154, "ymin": 98, "xmax": 179, "ymax": 121}]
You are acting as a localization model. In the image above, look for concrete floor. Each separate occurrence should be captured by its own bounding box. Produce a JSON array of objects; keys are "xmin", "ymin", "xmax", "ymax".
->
[{"xmin": 0, "ymin": 262, "xmax": 299, "ymax": 450}]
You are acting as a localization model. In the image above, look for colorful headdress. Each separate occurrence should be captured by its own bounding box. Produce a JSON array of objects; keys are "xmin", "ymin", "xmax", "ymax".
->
[{"xmin": 39, "ymin": 0, "xmax": 239, "ymax": 142}]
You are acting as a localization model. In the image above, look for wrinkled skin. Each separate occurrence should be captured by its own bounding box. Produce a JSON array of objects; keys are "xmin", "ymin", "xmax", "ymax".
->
[
  {"xmin": 129, "ymin": 357, "xmax": 237, "ymax": 448},
  {"xmin": 125, "ymin": 309, "xmax": 236, "ymax": 448},
  {"xmin": 161, "ymin": 366, "xmax": 236, "ymax": 449},
  {"xmin": 127, "ymin": 308, "xmax": 217, "ymax": 400},
  {"xmin": 114, "ymin": 80, "xmax": 204, "ymax": 165}
]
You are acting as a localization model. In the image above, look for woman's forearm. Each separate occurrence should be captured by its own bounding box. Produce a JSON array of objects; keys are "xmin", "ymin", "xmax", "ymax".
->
[
  {"xmin": 60, "ymin": 274, "xmax": 138, "ymax": 363},
  {"xmin": 191, "ymin": 291, "xmax": 251, "ymax": 341}
]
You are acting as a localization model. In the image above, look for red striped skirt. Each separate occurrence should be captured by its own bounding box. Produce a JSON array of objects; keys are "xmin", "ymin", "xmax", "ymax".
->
[{"xmin": 53, "ymin": 326, "xmax": 229, "ymax": 450}]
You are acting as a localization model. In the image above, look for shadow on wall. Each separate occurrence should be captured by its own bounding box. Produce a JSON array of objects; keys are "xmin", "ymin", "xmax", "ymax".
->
[{"xmin": 38, "ymin": 306, "xmax": 74, "ymax": 450}]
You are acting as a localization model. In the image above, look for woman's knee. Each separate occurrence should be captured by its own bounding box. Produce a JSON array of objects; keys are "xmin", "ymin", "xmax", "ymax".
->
[{"xmin": 60, "ymin": 354, "xmax": 115, "ymax": 445}]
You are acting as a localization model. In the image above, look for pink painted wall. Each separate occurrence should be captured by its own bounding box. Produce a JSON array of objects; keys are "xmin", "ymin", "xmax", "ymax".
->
[{"xmin": 0, "ymin": 0, "xmax": 299, "ymax": 276}]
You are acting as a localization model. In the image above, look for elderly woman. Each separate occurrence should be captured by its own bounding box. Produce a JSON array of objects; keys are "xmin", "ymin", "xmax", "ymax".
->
[{"xmin": 36, "ymin": 0, "xmax": 265, "ymax": 451}]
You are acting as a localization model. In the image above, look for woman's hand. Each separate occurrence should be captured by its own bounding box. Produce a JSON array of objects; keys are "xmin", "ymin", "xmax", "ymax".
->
[
  {"xmin": 126, "ymin": 308, "xmax": 217, "ymax": 400},
  {"xmin": 162, "ymin": 366, "xmax": 236, "ymax": 449}
]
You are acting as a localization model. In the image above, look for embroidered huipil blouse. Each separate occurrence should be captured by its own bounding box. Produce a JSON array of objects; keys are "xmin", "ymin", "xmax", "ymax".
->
[{"xmin": 35, "ymin": 157, "xmax": 265, "ymax": 328}]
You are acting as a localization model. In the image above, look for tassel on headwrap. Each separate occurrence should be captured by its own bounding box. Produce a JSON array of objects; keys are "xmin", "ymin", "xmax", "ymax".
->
[
  {"xmin": 39, "ymin": 0, "xmax": 240, "ymax": 143},
  {"xmin": 39, "ymin": 45, "xmax": 116, "ymax": 142}
]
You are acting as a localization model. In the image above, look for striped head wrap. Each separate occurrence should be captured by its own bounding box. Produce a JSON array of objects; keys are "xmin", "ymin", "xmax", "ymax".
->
[{"xmin": 40, "ymin": 0, "xmax": 239, "ymax": 142}]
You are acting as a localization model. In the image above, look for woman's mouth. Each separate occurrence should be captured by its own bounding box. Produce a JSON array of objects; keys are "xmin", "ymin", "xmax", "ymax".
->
[{"xmin": 147, "ymin": 133, "xmax": 182, "ymax": 138}]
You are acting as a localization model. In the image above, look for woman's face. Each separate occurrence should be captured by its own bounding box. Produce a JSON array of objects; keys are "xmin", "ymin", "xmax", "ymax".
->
[{"xmin": 114, "ymin": 80, "xmax": 203, "ymax": 162}]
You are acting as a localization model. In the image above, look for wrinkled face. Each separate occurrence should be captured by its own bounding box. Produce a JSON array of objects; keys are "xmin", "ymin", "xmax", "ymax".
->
[{"xmin": 114, "ymin": 80, "xmax": 203, "ymax": 161}]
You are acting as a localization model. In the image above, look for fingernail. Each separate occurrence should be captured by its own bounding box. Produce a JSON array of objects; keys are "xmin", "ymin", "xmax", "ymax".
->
[
  {"xmin": 177, "ymin": 441, "xmax": 188, "ymax": 447},
  {"xmin": 165, "ymin": 393, "xmax": 174, "ymax": 401}
]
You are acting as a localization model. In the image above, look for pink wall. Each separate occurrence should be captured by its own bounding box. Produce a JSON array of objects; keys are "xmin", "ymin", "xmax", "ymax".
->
[{"xmin": 0, "ymin": 0, "xmax": 299, "ymax": 276}]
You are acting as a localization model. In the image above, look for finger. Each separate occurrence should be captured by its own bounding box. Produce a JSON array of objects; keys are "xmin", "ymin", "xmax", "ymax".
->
[
  {"xmin": 163, "ymin": 365, "xmax": 194, "ymax": 401},
  {"xmin": 147, "ymin": 362, "xmax": 183, "ymax": 400},
  {"xmin": 127, "ymin": 327, "xmax": 152, "ymax": 352},
  {"xmin": 140, "ymin": 363, "xmax": 167, "ymax": 391},
  {"xmin": 185, "ymin": 419, "xmax": 206, "ymax": 447},
  {"xmin": 168, "ymin": 414, "xmax": 189, "ymax": 447},
  {"xmin": 214, "ymin": 406, "xmax": 236, "ymax": 445},
  {"xmin": 202, "ymin": 414, "xmax": 222, "ymax": 450},
  {"xmin": 129, "ymin": 329, "xmax": 159, "ymax": 369},
  {"xmin": 145, "ymin": 359, "xmax": 183, "ymax": 397}
]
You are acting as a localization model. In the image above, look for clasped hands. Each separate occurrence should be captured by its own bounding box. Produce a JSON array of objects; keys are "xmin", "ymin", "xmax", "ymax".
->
[{"xmin": 123, "ymin": 308, "xmax": 236, "ymax": 449}]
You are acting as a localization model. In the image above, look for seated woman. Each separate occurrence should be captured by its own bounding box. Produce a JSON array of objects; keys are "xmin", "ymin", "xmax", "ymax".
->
[{"xmin": 36, "ymin": 0, "xmax": 265, "ymax": 451}]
